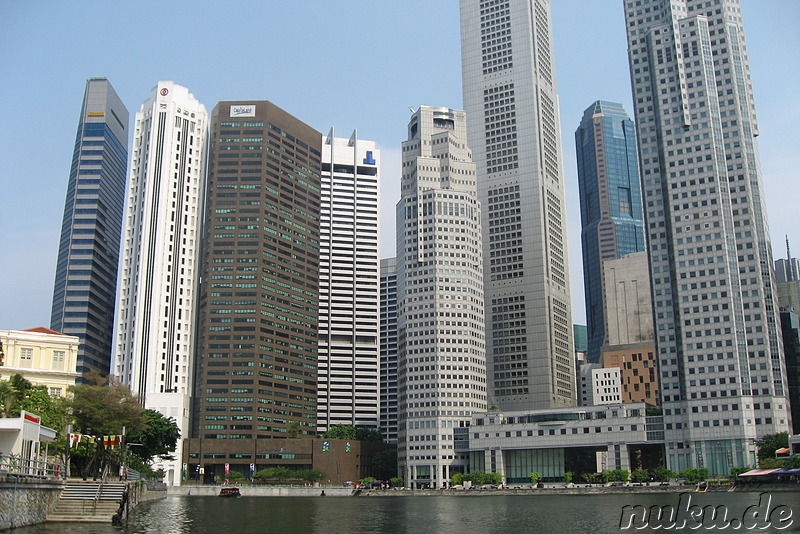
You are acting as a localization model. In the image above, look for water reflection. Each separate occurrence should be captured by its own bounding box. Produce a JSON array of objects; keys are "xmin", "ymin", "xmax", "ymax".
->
[{"xmin": 11, "ymin": 492, "xmax": 800, "ymax": 534}]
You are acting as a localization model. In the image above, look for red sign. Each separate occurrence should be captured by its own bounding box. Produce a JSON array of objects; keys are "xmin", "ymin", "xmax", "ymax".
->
[
  {"xmin": 24, "ymin": 413, "xmax": 40, "ymax": 424},
  {"xmin": 160, "ymin": 88, "xmax": 169, "ymax": 96}
]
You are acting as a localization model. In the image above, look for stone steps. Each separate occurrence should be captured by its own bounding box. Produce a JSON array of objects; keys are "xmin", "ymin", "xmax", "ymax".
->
[{"xmin": 47, "ymin": 482, "xmax": 127, "ymax": 523}]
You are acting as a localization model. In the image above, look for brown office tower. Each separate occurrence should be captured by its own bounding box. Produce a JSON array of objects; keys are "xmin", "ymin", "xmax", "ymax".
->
[{"xmin": 187, "ymin": 102, "xmax": 322, "ymax": 479}]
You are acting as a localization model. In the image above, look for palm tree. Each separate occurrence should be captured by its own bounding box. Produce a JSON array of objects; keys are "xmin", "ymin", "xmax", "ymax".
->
[{"xmin": 0, "ymin": 379, "xmax": 18, "ymax": 417}]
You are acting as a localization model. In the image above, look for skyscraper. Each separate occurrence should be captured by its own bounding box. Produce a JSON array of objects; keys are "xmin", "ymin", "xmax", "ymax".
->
[
  {"xmin": 396, "ymin": 106, "xmax": 486, "ymax": 488},
  {"xmin": 316, "ymin": 130, "xmax": 380, "ymax": 433},
  {"xmin": 192, "ymin": 100, "xmax": 321, "ymax": 446},
  {"xmin": 380, "ymin": 257, "xmax": 399, "ymax": 444},
  {"xmin": 460, "ymin": 0, "xmax": 576, "ymax": 411},
  {"xmin": 575, "ymin": 101, "xmax": 645, "ymax": 363},
  {"xmin": 51, "ymin": 78, "xmax": 128, "ymax": 377},
  {"xmin": 114, "ymin": 82, "xmax": 208, "ymax": 485},
  {"xmin": 624, "ymin": 0, "xmax": 790, "ymax": 473}
]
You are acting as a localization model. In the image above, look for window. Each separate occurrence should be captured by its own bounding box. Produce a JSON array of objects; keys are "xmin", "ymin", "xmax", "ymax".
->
[
  {"xmin": 49, "ymin": 387, "xmax": 63, "ymax": 397},
  {"xmin": 19, "ymin": 348, "xmax": 33, "ymax": 366},
  {"xmin": 52, "ymin": 350, "xmax": 65, "ymax": 371}
]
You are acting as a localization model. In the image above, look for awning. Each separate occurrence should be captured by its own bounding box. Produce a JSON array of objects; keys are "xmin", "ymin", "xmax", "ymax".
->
[
  {"xmin": 738, "ymin": 468, "xmax": 780, "ymax": 477},
  {"xmin": 772, "ymin": 468, "xmax": 800, "ymax": 475},
  {"xmin": 775, "ymin": 447, "xmax": 790, "ymax": 455}
]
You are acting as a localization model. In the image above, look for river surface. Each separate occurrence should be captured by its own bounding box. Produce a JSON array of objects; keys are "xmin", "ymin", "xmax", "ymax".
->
[{"xmin": 14, "ymin": 492, "xmax": 800, "ymax": 533}]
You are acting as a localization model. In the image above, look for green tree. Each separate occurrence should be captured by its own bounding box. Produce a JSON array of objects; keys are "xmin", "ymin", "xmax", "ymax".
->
[
  {"xmin": 370, "ymin": 448, "xmax": 397, "ymax": 480},
  {"xmin": 650, "ymin": 467, "xmax": 676, "ymax": 482},
  {"xmin": 126, "ymin": 409, "xmax": 181, "ymax": 462},
  {"xmin": 323, "ymin": 425, "xmax": 357, "ymax": 440},
  {"xmin": 678, "ymin": 468, "xmax": 708, "ymax": 484},
  {"xmin": 359, "ymin": 476, "xmax": 376, "ymax": 486},
  {"xmin": 68, "ymin": 374, "xmax": 146, "ymax": 479},
  {"xmin": 296, "ymin": 469, "xmax": 326, "ymax": 483},
  {"xmin": 730, "ymin": 466, "xmax": 749, "ymax": 477},
  {"xmin": 530, "ymin": 472, "xmax": 540, "ymax": 485},
  {"xmin": 630, "ymin": 469, "xmax": 650, "ymax": 483},
  {"xmin": 485, "ymin": 472, "xmax": 502, "ymax": 485},
  {"xmin": 287, "ymin": 421, "xmax": 301, "ymax": 438},
  {"xmin": 389, "ymin": 477, "xmax": 404, "ymax": 488},
  {"xmin": 226, "ymin": 470, "xmax": 245, "ymax": 481},
  {"xmin": 755, "ymin": 432, "xmax": 789, "ymax": 461},
  {"xmin": 564, "ymin": 471, "xmax": 573, "ymax": 484},
  {"xmin": 254, "ymin": 466, "xmax": 293, "ymax": 482},
  {"xmin": 451, "ymin": 472, "xmax": 465, "ymax": 486},
  {"xmin": 355, "ymin": 427, "xmax": 383, "ymax": 442}
]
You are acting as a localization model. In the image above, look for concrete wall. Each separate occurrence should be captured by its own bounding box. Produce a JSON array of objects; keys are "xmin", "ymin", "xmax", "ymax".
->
[
  {"xmin": 0, "ymin": 476, "xmax": 63, "ymax": 531},
  {"xmin": 168, "ymin": 485, "xmax": 352, "ymax": 497}
]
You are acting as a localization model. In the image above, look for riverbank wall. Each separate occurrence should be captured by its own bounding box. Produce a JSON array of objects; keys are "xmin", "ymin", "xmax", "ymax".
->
[
  {"xmin": 169, "ymin": 485, "xmax": 352, "ymax": 497},
  {"xmin": 168, "ymin": 482, "xmax": 799, "ymax": 498},
  {"xmin": 0, "ymin": 475, "xmax": 63, "ymax": 531}
]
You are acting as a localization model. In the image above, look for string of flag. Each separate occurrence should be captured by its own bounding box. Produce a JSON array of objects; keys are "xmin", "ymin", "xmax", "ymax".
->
[{"xmin": 68, "ymin": 433, "xmax": 123, "ymax": 449}]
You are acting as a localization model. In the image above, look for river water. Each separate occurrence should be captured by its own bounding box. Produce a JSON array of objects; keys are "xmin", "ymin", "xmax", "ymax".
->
[{"xmin": 13, "ymin": 492, "xmax": 800, "ymax": 533}]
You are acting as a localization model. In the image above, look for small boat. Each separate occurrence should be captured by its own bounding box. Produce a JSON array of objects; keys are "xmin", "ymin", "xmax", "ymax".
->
[{"xmin": 219, "ymin": 487, "xmax": 241, "ymax": 497}]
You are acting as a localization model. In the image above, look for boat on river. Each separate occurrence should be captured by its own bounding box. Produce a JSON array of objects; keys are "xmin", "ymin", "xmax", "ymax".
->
[{"xmin": 219, "ymin": 487, "xmax": 241, "ymax": 497}]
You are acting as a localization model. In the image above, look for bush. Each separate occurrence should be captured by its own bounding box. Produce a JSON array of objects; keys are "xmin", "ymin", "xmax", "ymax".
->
[
  {"xmin": 451, "ymin": 472, "xmax": 465, "ymax": 486},
  {"xmin": 226, "ymin": 470, "xmax": 245, "ymax": 481},
  {"xmin": 389, "ymin": 477, "xmax": 404, "ymax": 488},
  {"xmin": 254, "ymin": 466, "xmax": 292, "ymax": 481},
  {"xmin": 530, "ymin": 472, "xmax": 540, "ymax": 485},
  {"xmin": 564, "ymin": 471, "xmax": 573, "ymax": 484},
  {"xmin": 485, "ymin": 472, "xmax": 502, "ymax": 485}
]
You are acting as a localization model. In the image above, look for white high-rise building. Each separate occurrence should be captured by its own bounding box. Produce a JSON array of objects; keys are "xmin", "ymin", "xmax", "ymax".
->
[
  {"xmin": 624, "ymin": 0, "xmax": 790, "ymax": 473},
  {"xmin": 113, "ymin": 81, "xmax": 208, "ymax": 485},
  {"xmin": 317, "ymin": 130, "xmax": 380, "ymax": 432},
  {"xmin": 460, "ymin": 0, "xmax": 576, "ymax": 411},
  {"xmin": 380, "ymin": 257, "xmax": 399, "ymax": 444},
  {"xmin": 396, "ymin": 106, "xmax": 486, "ymax": 488}
]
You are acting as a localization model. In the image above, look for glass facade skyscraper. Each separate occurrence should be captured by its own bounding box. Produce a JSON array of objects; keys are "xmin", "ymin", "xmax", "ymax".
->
[
  {"xmin": 575, "ymin": 101, "xmax": 645, "ymax": 362},
  {"xmin": 51, "ymin": 78, "xmax": 128, "ymax": 377}
]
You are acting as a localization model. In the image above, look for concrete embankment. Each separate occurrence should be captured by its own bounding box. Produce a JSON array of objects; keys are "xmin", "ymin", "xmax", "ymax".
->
[
  {"xmin": 0, "ymin": 475, "xmax": 64, "ymax": 530},
  {"xmin": 169, "ymin": 485, "xmax": 352, "ymax": 497}
]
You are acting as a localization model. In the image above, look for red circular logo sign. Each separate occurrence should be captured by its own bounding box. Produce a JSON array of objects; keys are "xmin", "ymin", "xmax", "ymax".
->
[{"xmin": 160, "ymin": 88, "xmax": 169, "ymax": 96}]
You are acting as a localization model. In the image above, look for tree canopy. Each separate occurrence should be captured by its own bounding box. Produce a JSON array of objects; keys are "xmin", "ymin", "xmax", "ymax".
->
[{"xmin": 755, "ymin": 432, "xmax": 789, "ymax": 461}]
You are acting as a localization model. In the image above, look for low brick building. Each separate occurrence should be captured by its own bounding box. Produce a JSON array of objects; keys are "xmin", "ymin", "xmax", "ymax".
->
[{"xmin": 182, "ymin": 437, "xmax": 392, "ymax": 485}]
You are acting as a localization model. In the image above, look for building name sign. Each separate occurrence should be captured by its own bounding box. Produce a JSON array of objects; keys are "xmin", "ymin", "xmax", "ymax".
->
[{"xmin": 231, "ymin": 105, "xmax": 256, "ymax": 118}]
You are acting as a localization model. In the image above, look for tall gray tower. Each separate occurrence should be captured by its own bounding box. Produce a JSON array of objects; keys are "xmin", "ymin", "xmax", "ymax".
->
[
  {"xmin": 460, "ymin": 0, "xmax": 576, "ymax": 410},
  {"xmin": 624, "ymin": 0, "xmax": 790, "ymax": 474},
  {"xmin": 396, "ymin": 106, "xmax": 486, "ymax": 488}
]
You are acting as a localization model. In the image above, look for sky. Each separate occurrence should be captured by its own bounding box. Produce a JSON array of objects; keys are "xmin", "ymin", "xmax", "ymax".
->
[{"xmin": 0, "ymin": 1, "xmax": 797, "ymax": 332}]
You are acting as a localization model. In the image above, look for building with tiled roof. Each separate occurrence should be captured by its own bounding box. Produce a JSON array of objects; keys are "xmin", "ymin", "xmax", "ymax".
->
[{"xmin": 0, "ymin": 327, "xmax": 80, "ymax": 397}]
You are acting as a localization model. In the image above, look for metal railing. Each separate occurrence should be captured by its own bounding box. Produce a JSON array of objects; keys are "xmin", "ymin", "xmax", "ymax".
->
[{"xmin": 0, "ymin": 453, "xmax": 66, "ymax": 479}]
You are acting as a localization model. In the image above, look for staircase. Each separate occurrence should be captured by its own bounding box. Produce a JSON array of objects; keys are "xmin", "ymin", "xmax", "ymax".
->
[{"xmin": 47, "ymin": 481, "xmax": 128, "ymax": 523}]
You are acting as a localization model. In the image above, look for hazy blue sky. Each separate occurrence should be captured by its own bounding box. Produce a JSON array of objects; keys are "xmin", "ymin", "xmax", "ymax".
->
[{"xmin": 0, "ymin": 1, "xmax": 797, "ymax": 331}]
